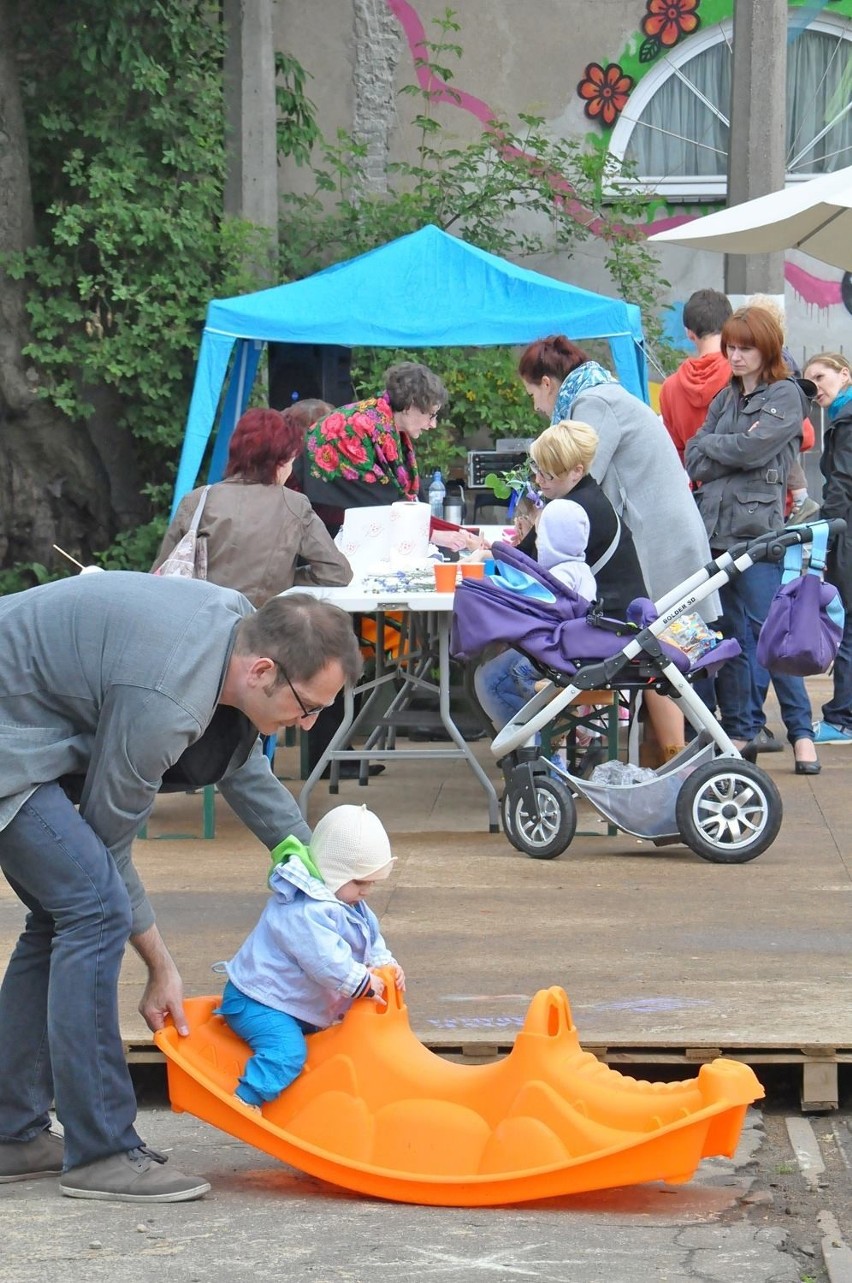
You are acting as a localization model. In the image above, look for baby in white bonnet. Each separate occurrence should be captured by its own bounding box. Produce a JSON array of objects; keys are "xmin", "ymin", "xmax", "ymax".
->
[{"xmin": 535, "ymin": 499, "xmax": 597, "ymax": 603}]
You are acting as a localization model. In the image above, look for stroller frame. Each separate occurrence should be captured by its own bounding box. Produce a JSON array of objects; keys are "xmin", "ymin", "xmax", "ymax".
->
[{"xmin": 482, "ymin": 521, "xmax": 845, "ymax": 864}]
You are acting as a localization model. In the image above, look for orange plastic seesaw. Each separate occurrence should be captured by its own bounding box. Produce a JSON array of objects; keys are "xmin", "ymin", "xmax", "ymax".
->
[{"xmin": 154, "ymin": 974, "xmax": 763, "ymax": 1207}]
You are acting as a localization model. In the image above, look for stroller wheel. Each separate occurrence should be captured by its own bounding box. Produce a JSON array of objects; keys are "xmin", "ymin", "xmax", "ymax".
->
[
  {"xmin": 502, "ymin": 777, "xmax": 577, "ymax": 860},
  {"xmin": 675, "ymin": 759, "xmax": 783, "ymax": 863}
]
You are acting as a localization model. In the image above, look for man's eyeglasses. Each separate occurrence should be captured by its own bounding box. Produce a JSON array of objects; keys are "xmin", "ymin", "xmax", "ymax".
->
[{"xmin": 277, "ymin": 662, "xmax": 326, "ymax": 720}]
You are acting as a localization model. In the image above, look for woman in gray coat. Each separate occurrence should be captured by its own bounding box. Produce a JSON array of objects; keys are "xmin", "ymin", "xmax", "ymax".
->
[{"xmin": 517, "ymin": 335, "xmax": 717, "ymax": 615}]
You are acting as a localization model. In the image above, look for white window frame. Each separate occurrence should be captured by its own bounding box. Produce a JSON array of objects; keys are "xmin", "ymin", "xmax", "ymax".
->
[{"xmin": 607, "ymin": 14, "xmax": 852, "ymax": 203}]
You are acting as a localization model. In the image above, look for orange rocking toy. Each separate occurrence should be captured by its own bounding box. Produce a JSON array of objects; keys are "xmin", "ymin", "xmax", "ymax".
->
[{"xmin": 154, "ymin": 974, "xmax": 763, "ymax": 1207}]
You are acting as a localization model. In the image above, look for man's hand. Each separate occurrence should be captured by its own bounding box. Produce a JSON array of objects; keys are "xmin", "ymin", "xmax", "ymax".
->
[{"xmin": 130, "ymin": 924, "xmax": 188, "ymax": 1035}]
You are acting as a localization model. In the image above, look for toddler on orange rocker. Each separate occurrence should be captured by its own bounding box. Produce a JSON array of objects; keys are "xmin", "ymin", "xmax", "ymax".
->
[{"xmin": 216, "ymin": 804, "xmax": 404, "ymax": 1109}]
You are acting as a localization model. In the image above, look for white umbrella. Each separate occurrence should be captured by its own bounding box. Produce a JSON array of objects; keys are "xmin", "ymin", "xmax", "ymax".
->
[{"xmin": 647, "ymin": 165, "xmax": 852, "ymax": 271}]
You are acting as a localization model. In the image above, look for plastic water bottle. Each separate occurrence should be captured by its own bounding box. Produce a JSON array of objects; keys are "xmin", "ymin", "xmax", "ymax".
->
[{"xmin": 428, "ymin": 469, "xmax": 446, "ymax": 519}]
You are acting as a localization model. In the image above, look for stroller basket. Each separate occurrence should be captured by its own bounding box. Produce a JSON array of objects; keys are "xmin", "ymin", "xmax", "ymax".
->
[
  {"xmin": 567, "ymin": 737, "xmax": 716, "ymax": 842},
  {"xmin": 453, "ymin": 522, "xmax": 846, "ymax": 864}
]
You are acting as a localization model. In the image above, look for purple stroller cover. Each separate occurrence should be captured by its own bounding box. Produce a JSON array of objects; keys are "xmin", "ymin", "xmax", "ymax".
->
[{"xmin": 450, "ymin": 542, "xmax": 692, "ymax": 674}]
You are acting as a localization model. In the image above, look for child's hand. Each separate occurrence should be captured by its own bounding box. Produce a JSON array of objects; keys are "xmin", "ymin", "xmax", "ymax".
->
[
  {"xmin": 367, "ymin": 971, "xmax": 387, "ymax": 1006},
  {"xmin": 391, "ymin": 963, "xmax": 406, "ymax": 991},
  {"xmin": 460, "ymin": 530, "xmax": 489, "ymax": 554}
]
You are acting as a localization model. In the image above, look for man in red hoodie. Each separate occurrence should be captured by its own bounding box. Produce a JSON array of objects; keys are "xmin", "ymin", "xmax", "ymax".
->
[{"xmin": 659, "ymin": 289, "xmax": 733, "ymax": 466}]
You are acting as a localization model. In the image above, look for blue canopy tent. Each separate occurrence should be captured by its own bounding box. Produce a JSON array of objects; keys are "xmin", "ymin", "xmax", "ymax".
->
[{"xmin": 172, "ymin": 225, "xmax": 648, "ymax": 514}]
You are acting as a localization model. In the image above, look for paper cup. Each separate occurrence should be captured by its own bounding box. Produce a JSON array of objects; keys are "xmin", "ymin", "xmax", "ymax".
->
[
  {"xmin": 460, "ymin": 561, "xmax": 485, "ymax": 579},
  {"xmin": 433, "ymin": 562, "xmax": 458, "ymax": 592}
]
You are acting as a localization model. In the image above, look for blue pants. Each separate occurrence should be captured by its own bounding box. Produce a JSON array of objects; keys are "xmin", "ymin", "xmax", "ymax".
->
[
  {"xmin": 714, "ymin": 560, "xmax": 814, "ymax": 743},
  {"xmin": 217, "ymin": 981, "xmax": 318, "ymax": 1106},
  {"xmin": 822, "ymin": 607, "xmax": 852, "ymax": 732},
  {"xmin": 0, "ymin": 784, "xmax": 143, "ymax": 1170},
  {"xmin": 474, "ymin": 648, "xmax": 539, "ymax": 732}
]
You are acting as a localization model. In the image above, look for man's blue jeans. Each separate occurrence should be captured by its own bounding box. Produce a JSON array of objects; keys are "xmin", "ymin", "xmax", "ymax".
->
[
  {"xmin": 217, "ymin": 980, "xmax": 318, "ymax": 1106},
  {"xmin": 0, "ymin": 784, "xmax": 143, "ymax": 1170},
  {"xmin": 715, "ymin": 560, "xmax": 814, "ymax": 743}
]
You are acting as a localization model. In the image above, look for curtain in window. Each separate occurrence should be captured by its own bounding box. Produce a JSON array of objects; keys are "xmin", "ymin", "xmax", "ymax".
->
[
  {"xmin": 622, "ymin": 26, "xmax": 852, "ymax": 182},
  {"xmin": 787, "ymin": 30, "xmax": 852, "ymax": 173}
]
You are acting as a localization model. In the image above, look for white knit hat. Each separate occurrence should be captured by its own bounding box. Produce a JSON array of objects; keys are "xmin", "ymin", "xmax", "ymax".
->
[{"xmin": 310, "ymin": 804, "xmax": 395, "ymax": 893}]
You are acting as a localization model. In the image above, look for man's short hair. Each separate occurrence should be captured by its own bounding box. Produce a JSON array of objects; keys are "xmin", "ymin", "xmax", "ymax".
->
[
  {"xmin": 682, "ymin": 289, "xmax": 732, "ymax": 339},
  {"xmin": 235, "ymin": 595, "xmax": 363, "ymax": 686}
]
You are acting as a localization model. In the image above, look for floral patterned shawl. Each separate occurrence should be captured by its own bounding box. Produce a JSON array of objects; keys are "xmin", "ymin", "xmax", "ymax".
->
[{"xmin": 303, "ymin": 394, "xmax": 420, "ymax": 511}]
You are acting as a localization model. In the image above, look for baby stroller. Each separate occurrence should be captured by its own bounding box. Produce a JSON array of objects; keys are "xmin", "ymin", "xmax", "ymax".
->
[{"xmin": 451, "ymin": 522, "xmax": 845, "ymax": 864}]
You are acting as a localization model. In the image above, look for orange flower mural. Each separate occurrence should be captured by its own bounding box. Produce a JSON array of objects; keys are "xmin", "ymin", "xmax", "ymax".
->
[
  {"xmin": 641, "ymin": 0, "xmax": 701, "ymax": 48},
  {"xmin": 577, "ymin": 62, "xmax": 634, "ymax": 127}
]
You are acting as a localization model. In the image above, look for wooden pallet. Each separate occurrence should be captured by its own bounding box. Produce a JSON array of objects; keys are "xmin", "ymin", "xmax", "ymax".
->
[{"xmin": 125, "ymin": 1037, "xmax": 851, "ymax": 1112}]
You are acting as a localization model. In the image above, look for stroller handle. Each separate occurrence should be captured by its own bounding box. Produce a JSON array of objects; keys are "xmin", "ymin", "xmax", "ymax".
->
[{"xmin": 728, "ymin": 518, "xmax": 846, "ymax": 565}]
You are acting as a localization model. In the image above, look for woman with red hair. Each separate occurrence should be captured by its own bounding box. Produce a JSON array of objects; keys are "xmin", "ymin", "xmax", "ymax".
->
[
  {"xmin": 153, "ymin": 407, "xmax": 351, "ymax": 606},
  {"xmin": 686, "ymin": 306, "xmax": 818, "ymax": 773}
]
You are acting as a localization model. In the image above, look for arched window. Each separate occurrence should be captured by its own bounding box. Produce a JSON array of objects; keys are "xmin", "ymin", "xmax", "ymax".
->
[{"xmin": 608, "ymin": 14, "xmax": 852, "ymax": 202}]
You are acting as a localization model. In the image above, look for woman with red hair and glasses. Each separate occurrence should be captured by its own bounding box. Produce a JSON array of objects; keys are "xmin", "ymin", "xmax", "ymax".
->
[
  {"xmin": 153, "ymin": 407, "xmax": 352, "ymax": 606},
  {"xmin": 686, "ymin": 306, "xmax": 818, "ymax": 774}
]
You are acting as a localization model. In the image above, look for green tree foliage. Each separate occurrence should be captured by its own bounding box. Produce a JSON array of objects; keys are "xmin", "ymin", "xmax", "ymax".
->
[
  {"xmin": 2, "ymin": 1, "xmax": 319, "ymax": 583},
  {"xmin": 8, "ymin": 2, "xmax": 243, "ymax": 450}
]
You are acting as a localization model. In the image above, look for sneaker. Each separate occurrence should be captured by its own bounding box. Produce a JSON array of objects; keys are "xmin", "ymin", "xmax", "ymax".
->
[
  {"xmin": 60, "ymin": 1145, "xmax": 211, "ymax": 1203},
  {"xmin": 785, "ymin": 497, "xmax": 821, "ymax": 527},
  {"xmin": 812, "ymin": 720, "xmax": 852, "ymax": 745},
  {"xmin": 0, "ymin": 1129, "xmax": 64, "ymax": 1183}
]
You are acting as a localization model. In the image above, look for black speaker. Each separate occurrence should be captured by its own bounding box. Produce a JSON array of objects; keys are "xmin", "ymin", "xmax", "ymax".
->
[{"xmin": 267, "ymin": 343, "xmax": 354, "ymax": 410}]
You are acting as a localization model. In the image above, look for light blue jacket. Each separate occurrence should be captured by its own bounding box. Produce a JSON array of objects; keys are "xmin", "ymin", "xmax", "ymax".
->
[{"xmin": 225, "ymin": 855, "xmax": 396, "ymax": 1028}]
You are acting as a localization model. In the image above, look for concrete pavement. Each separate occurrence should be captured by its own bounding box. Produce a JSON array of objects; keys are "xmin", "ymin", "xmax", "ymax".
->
[
  {"xmin": 0, "ymin": 1108, "xmax": 806, "ymax": 1283},
  {"xmin": 0, "ymin": 675, "xmax": 850, "ymax": 1280}
]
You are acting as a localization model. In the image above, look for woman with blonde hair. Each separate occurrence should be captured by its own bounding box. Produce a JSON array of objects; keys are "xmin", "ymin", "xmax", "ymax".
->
[
  {"xmin": 530, "ymin": 420, "xmax": 684, "ymax": 758},
  {"xmin": 527, "ymin": 421, "xmax": 644, "ymax": 614},
  {"xmin": 475, "ymin": 420, "xmax": 684, "ymax": 760}
]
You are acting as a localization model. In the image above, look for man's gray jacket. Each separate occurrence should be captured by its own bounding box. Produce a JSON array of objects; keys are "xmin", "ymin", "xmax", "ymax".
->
[{"xmin": 0, "ymin": 572, "xmax": 312, "ymax": 932}]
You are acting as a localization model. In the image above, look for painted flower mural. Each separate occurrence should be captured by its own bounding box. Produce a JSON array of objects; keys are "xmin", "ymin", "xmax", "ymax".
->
[
  {"xmin": 641, "ymin": 0, "xmax": 701, "ymax": 47},
  {"xmin": 577, "ymin": 62, "xmax": 634, "ymax": 127}
]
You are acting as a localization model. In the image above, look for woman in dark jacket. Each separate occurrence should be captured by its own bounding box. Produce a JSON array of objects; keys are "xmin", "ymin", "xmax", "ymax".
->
[
  {"xmin": 804, "ymin": 352, "xmax": 852, "ymax": 744},
  {"xmin": 524, "ymin": 420, "xmax": 645, "ymax": 614},
  {"xmin": 686, "ymin": 306, "xmax": 818, "ymax": 773}
]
